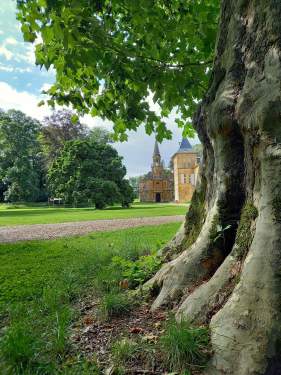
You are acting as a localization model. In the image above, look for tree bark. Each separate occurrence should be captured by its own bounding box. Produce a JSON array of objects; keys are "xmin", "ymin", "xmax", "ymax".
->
[{"xmin": 147, "ymin": 1, "xmax": 281, "ymax": 373}]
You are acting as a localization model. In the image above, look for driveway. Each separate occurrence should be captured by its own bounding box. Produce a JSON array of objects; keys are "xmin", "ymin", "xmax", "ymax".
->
[{"xmin": 0, "ymin": 215, "xmax": 184, "ymax": 243}]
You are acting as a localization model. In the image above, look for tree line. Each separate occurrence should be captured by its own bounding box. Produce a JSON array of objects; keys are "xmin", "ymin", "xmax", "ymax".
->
[{"xmin": 0, "ymin": 109, "xmax": 134, "ymax": 208}]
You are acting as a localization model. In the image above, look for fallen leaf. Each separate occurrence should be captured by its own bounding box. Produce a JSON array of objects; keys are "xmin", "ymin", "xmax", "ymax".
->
[
  {"xmin": 119, "ymin": 279, "xmax": 129, "ymax": 289},
  {"xmin": 129, "ymin": 326, "xmax": 144, "ymax": 334},
  {"xmin": 143, "ymin": 334, "xmax": 158, "ymax": 342},
  {"xmin": 83, "ymin": 315, "xmax": 94, "ymax": 325}
]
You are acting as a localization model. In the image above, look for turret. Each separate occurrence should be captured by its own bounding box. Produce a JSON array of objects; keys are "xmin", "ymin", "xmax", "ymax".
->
[
  {"xmin": 152, "ymin": 140, "xmax": 163, "ymax": 177},
  {"xmin": 153, "ymin": 140, "xmax": 161, "ymax": 166}
]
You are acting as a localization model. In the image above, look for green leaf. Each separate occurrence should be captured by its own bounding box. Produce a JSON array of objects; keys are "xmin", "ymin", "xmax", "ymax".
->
[{"xmin": 71, "ymin": 114, "xmax": 79, "ymax": 124}]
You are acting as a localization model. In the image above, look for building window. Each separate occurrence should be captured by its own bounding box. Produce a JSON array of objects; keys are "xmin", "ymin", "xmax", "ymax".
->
[
  {"xmin": 190, "ymin": 174, "xmax": 196, "ymax": 186},
  {"xmin": 181, "ymin": 174, "xmax": 188, "ymax": 184}
]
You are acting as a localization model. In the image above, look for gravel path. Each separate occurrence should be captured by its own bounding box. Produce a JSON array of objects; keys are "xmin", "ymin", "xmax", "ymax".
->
[{"xmin": 0, "ymin": 215, "xmax": 184, "ymax": 243}]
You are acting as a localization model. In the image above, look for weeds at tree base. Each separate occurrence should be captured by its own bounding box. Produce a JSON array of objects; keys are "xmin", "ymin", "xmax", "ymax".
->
[
  {"xmin": 99, "ymin": 292, "xmax": 132, "ymax": 319},
  {"xmin": 160, "ymin": 318, "xmax": 210, "ymax": 372},
  {"xmin": 106, "ymin": 317, "xmax": 210, "ymax": 374}
]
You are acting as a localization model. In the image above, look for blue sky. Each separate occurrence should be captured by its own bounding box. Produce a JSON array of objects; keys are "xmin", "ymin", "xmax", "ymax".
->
[{"xmin": 0, "ymin": 1, "xmax": 199, "ymax": 176}]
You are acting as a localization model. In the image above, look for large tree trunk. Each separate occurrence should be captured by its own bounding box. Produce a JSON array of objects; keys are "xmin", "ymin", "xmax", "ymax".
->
[{"xmin": 147, "ymin": 1, "xmax": 281, "ymax": 373}]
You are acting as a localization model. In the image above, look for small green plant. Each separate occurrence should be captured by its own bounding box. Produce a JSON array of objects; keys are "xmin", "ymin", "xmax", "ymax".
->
[
  {"xmin": 210, "ymin": 215, "xmax": 232, "ymax": 246},
  {"xmin": 110, "ymin": 337, "xmax": 155, "ymax": 372},
  {"xmin": 59, "ymin": 356, "xmax": 100, "ymax": 374},
  {"xmin": 111, "ymin": 338, "xmax": 139, "ymax": 365},
  {"xmin": 212, "ymin": 224, "xmax": 232, "ymax": 243},
  {"xmin": 93, "ymin": 267, "xmax": 123, "ymax": 294},
  {"xmin": 100, "ymin": 292, "xmax": 132, "ymax": 319},
  {"xmin": 160, "ymin": 318, "xmax": 210, "ymax": 372},
  {"xmin": 111, "ymin": 253, "xmax": 162, "ymax": 287}
]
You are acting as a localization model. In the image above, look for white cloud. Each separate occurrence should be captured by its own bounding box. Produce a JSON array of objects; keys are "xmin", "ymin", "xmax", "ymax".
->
[
  {"xmin": 15, "ymin": 44, "xmax": 35, "ymax": 65},
  {"xmin": 5, "ymin": 37, "xmax": 18, "ymax": 45},
  {"xmin": 0, "ymin": 45, "xmax": 13, "ymax": 60},
  {"xmin": 24, "ymin": 44, "xmax": 36, "ymax": 65},
  {"xmin": 40, "ymin": 83, "xmax": 52, "ymax": 92},
  {"xmin": 0, "ymin": 63, "xmax": 33, "ymax": 73},
  {"xmin": 0, "ymin": 81, "xmax": 51, "ymax": 120},
  {"xmin": 0, "ymin": 63, "xmax": 14, "ymax": 72},
  {"xmin": 81, "ymin": 114, "xmax": 113, "ymax": 129},
  {"xmin": 16, "ymin": 37, "xmax": 43, "ymax": 66},
  {"xmin": 0, "ymin": 30, "xmax": 4, "ymax": 35}
]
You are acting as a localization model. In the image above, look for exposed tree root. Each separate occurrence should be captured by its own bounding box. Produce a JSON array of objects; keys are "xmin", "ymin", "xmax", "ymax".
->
[
  {"xmin": 176, "ymin": 200, "xmax": 258, "ymax": 324},
  {"xmin": 146, "ymin": 205, "xmax": 226, "ymax": 311},
  {"xmin": 176, "ymin": 250, "xmax": 241, "ymax": 325}
]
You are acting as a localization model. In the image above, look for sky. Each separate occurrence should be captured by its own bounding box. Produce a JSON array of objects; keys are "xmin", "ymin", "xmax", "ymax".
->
[{"xmin": 0, "ymin": 1, "xmax": 199, "ymax": 177}]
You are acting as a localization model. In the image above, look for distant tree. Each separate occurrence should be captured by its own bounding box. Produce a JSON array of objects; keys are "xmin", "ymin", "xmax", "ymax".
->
[
  {"xmin": 88, "ymin": 126, "xmax": 113, "ymax": 144},
  {"xmin": 128, "ymin": 176, "xmax": 141, "ymax": 199},
  {"xmin": 0, "ymin": 110, "xmax": 42, "ymax": 202},
  {"xmin": 0, "ymin": 181, "xmax": 6, "ymax": 202},
  {"xmin": 40, "ymin": 109, "xmax": 88, "ymax": 165},
  {"xmin": 48, "ymin": 140, "xmax": 134, "ymax": 208},
  {"xmin": 119, "ymin": 180, "xmax": 135, "ymax": 207}
]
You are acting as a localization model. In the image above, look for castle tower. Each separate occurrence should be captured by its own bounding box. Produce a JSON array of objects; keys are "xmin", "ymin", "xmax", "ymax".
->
[
  {"xmin": 139, "ymin": 139, "xmax": 174, "ymax": 203},
  {"xmin": 152, "ymin": 140, "xmax": 164, "ymax": 177},
  {"xmin": 172, "ymin": 138, "xmax": 199, "ymax": 202}
]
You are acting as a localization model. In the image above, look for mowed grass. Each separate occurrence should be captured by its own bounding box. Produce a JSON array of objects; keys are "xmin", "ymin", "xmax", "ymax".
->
[
  {"xmin": 0, "ymin": 223, "xmax": 180, "ymax": 374},
  {"xmin": 0, "ymin": 202, "xmax": 188, "ymax": 227},
  {"xmin": 0, "ymin": 223, "xmax": 179, "ymax": 313}
]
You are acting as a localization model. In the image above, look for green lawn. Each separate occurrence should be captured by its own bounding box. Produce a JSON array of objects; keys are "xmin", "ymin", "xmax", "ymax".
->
[
  {"xmin": 0, "ymin": 222, "xmax": 178, "ymax": 312},
  {"xmin": 0, "ymin": 202, "xmax": 188, "ymax": 227},
  {"xmin": 0, "ymin": 223, "xmax": 180, "ymax": 373}
]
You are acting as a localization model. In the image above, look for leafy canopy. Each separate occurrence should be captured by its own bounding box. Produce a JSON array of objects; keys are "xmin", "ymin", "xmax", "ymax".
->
[
  {"xmin": 48, "ymin": 139, "xmax": 134, "ymax": 208},
  {"xmin": 0, "ymin": 110, "xmax": 42, "ymax": 202},
  {"xmin": 41, "ymin": 109, "xmax": 88, "ymax": 165},
  {"xmin": 17, "ymin": 0, "xmax": 219, "ymax": 141}
]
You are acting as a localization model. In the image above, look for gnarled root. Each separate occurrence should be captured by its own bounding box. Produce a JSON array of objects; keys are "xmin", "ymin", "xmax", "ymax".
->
[
  {"xmin": 176, "ymin": 201, "xmax": 258, "ymax": 324},
  {"xmin": 176, "ymin": 250, "xmax": 241, "ymax": 324},
  {"xmin": 146, "ymin": 205, "xmax": 226, "ymax": 311}
]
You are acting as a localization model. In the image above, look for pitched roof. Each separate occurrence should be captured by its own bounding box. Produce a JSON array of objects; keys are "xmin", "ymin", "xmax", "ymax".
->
[
  {"xmin": 172, "ymin": 138, "xmax": 196, "ymax": 157},
  {"xmin": 179, "ymin": 138, "xmax": 192, "ymax": 151}
]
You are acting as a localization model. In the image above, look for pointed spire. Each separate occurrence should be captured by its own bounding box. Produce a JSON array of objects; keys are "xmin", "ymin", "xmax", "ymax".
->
[
  {"xmin": 179, "ymin": 138, "xmax": 192, "ymax": 151},
  {"xmin": 153, "ymin": 139, "xmax": 160, "ymax": 156}
]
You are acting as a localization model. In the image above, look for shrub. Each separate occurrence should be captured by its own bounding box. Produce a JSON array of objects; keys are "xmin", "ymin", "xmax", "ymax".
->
[{"xmin": 160, "ymin": 318, "xmax": 210, "ymax": 372}]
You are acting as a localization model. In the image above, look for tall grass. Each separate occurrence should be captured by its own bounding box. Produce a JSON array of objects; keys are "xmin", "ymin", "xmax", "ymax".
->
[
  {"xmin": 100, "ymin": 292, "xmax": 132, "ymax": 319},
  {"xmin": 160, "ymin": 318, "xmax": 210, "ymax": 372},
  {"xmin": 0, "ymin": 280, "xmax": 74, "ymax": 374}
]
